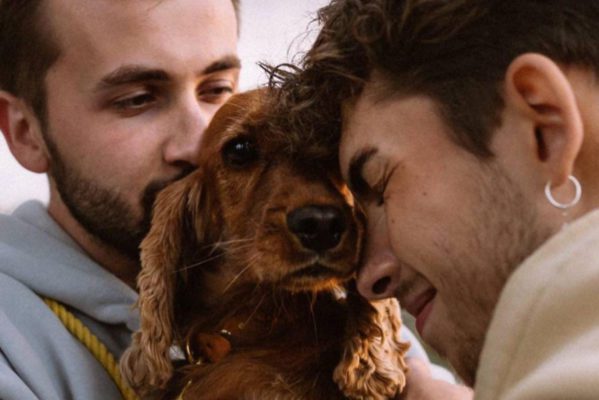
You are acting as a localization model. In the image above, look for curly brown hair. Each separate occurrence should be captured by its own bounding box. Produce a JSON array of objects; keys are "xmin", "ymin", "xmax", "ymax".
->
[{"xmin": 269, "ymin": 0, "xmax": 599, "ymax": 158}]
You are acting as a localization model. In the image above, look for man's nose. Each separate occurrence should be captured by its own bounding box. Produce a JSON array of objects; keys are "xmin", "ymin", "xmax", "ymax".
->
[
  {"xmin": 356, "ymin": 250, "xmax": 402, "ymax": 299},
  {"xmin": 163, "ymin": 98, "xmax": 212, "ymax": 167},
  {"xmin": 355, "ymin": 207, "xmax": 402, "ymax": 299}
]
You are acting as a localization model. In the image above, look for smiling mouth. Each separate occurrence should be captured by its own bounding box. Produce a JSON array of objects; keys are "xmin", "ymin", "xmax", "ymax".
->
[{"xmin": 404, "ymin": 289, "xmax": 437, "ymax": 336}]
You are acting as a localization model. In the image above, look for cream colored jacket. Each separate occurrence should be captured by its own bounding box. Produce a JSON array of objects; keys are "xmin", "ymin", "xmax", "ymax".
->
[{"xmin": 475, "ymin": 209, "xmax": 599, "ymax": 399}]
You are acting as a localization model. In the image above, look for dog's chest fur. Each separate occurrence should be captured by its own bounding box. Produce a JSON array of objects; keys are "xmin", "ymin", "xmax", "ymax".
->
[{"xmin": 165, "ymin": 287, "xmax": 354, "ymax": 399}]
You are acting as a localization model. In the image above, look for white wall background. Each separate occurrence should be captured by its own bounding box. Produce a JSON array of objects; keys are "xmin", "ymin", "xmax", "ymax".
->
[{"xmin": 0, "ymin": 0, "xmax": 328, "ymax": 213}]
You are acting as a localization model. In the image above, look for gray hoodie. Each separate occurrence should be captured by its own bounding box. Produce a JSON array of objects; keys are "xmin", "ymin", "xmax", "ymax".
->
[{"xmin": 0, "ymin": 201, "xmax": 139, "ymax": 400}]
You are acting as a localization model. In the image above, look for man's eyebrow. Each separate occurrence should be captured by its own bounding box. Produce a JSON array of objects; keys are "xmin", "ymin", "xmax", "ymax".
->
[
  {"xmin": 348, "ymin": 147, "xmax": 378, "ymax": 196},
  {"xmin": 203, "ymin": 54, "xmax": 241, "ymax": 75},
  {"xmin": 96, "ymin": 66, "xmax": 169, "ymax": 91},
  {"xmin": 95, "ymin": 55, "xmax": 241, "ymax": 91}
]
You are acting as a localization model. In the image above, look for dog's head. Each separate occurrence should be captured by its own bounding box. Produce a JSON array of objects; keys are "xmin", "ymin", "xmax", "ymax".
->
[{"xmin": 121, "ymin": 89, "xmax": 364, "ymax": 393}]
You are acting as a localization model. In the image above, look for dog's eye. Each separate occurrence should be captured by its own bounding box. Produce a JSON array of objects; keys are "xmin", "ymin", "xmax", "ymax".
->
[{"xmin": 222, "ymin": 136, "xmax": 259, "ymax": 167}]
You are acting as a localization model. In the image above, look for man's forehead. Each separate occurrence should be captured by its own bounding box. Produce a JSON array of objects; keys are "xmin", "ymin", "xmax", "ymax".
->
[
  {"xmin": 339, "ymin": 88, "xmax": 431, "ymax": 170},
  {"xmin": 339, "ymin": 97, "xmax": 372, "ymax": 178},
  {"xmin": 44, "ymin": 0, "xmax": 238, "ymax": 82},
  {"xmin": 340, "ymin": 89, "xmax": 381, "ymax": 144},
  {"xmin": 341, "ymin": 78, "xmax": 392, "ymax": 124},
  {"xmin": 46, "ymin": 0, "xmax": 236, "ymax": 43},
  {"xmin": 48, "ymin": 0, "xmax": 186, "ymax": 16}
]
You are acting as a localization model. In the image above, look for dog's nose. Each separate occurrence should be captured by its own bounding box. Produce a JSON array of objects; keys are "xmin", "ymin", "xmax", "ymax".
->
[{"xmin": 287, "ymin": 205, "xmax": 346, "ymax": 253}]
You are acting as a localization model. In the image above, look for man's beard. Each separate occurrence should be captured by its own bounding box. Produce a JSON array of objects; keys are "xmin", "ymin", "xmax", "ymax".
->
[
  {"xmin": 44, "ymin": 133, "xmax": 192, "ymax": 260},
  {"xmin": 441, "ymin": 162, "xmax": 554, "ymax": 385}
]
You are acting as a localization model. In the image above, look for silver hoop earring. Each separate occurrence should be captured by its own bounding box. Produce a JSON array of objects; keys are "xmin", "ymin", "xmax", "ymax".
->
[{"xmin": 544, "ymin": 175, "xmax": 582, "ymax": 210}]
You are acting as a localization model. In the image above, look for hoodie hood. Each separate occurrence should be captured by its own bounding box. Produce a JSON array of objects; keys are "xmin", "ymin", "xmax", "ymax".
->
[{"xmin": 0, "ymin": 200, "xmax": 139, "ymax": 332}]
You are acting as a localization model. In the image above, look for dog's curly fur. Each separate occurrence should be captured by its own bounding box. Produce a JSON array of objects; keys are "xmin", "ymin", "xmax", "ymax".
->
[{"xmin": 120, "ymin": 89, "xmax": 409, "ymax": 399}]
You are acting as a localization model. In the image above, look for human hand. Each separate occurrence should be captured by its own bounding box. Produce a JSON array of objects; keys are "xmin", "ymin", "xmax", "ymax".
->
[{"xmin": 400, "ymin": 358, "xmax": 474, "ymax": 400}]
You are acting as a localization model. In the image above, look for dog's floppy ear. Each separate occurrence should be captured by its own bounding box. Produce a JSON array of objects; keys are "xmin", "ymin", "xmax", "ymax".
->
[
  {"xmin": 120, "ymin": 171, "xmax": 208, "ymax": 395},
  {"xmin": 334, "ymin": 290, "xmax": 410, "ymax": 399}
]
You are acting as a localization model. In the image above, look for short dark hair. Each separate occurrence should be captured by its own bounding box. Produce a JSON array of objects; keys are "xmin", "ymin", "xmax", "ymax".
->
[
  {"xmin": 271, "ymin": 0, "xmax": 599, "ymax": 157},
  {"xmin": 0, "ymin": 0, "xmax": 58, "ymax": 123},
  {"xmin": 0, "ymin": 0, "xmax": 241, "ymax": 125}
]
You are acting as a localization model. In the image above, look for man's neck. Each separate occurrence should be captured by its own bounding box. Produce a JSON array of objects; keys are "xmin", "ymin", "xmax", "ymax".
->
[{"xmin": 47, "ymin": 197, "xmax": 140, "ymax": 289}]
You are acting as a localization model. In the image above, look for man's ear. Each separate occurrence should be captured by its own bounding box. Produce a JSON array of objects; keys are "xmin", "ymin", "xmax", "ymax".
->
[
  {"xmin": 0, "ymin": 91, "xmax": 49, "ymax": 173},
  {"xmin": 504, "ymin": 53, "xmax": 583, "ymax": 188}
]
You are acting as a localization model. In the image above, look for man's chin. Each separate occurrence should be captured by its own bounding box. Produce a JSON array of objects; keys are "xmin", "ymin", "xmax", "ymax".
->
[
  {"xmin": 421, "ymin": 320, "xmax": 479, "ymax": 387},
  {"xmin": 61, "ymin": 187, "xmax": 147, "ymax": 260},
  {"xmin": 444, "ymin": 339, "xmax": 480, "ymax": 387}
]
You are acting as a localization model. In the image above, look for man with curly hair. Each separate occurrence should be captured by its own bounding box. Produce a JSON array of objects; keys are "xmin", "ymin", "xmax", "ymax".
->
[{"xmin": 274, "ymin": 0, "xmax": 599, "ymax": 398}]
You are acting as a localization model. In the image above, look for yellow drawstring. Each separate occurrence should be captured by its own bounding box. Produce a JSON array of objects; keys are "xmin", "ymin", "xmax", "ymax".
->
[
  {"xmin": 176, "ymin": 379, "xmax": 193, "ymax": 400},
  {"xmin": 43, "ymin": 298, "xmax": 140, "ymax": 400}
]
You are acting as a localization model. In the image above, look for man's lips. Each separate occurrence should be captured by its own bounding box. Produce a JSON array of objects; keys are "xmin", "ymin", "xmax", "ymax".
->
[{"xmin": 402, "ymin": 288, "xmax": 437, "ymax": 336}]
